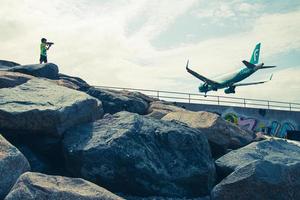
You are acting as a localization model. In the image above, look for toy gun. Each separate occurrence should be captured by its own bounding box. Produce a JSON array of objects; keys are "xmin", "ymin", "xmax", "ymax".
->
[{"xmin": 46, "ymin": 42, "xmax": 54, "ymax": 46}]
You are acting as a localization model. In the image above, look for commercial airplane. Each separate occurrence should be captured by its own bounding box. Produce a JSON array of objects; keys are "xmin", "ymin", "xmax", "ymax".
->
[{"xmin": 186, "ymin": 43, "xmax": 276, "ymax": 96}]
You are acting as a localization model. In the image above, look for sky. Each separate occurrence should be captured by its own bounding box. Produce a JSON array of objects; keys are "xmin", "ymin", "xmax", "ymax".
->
[{"xmin": 1, "ymin": 0, "xmax": 300, "ymax": 103}]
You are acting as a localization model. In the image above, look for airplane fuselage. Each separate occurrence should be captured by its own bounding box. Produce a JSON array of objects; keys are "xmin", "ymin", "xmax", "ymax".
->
[
  {"xmin": 199, "ymin": 66, "xmax": 257, "ymax": 93},
  {"xmin": 219, "ymin": 67, "xmax": 256, "ymax": 87}
]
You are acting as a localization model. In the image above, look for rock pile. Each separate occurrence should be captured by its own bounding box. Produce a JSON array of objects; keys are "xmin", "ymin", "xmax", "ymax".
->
[{"xmin": 0, "ymin": 60, "xmax": 299, "ymax": 199}]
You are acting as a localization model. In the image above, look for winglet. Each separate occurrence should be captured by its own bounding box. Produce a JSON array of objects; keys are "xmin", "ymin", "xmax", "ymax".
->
[{"xmin": 186, "ymin": 59, "xmax": 189, "ymax": 70}]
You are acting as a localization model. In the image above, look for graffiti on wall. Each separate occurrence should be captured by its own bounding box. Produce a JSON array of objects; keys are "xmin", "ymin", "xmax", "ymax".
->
[{"xmin": 222, "ymin": 112, "xmax": 297, "ymax": 138}]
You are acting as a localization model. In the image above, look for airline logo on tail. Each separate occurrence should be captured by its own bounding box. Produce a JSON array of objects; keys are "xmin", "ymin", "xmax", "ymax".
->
[{"xmin": 250, "ymin": 43, "xmax": 261, "ymax": 64}]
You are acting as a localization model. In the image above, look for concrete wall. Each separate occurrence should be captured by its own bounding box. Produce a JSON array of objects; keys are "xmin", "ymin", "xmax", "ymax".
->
[{"xmin": 178, "ymin": 102, "xmax": 300, "ymax": 138}]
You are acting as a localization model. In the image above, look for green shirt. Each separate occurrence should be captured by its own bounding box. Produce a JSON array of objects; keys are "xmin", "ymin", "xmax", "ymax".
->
[{"xmin": 40, "ymin": 43, "xmax": 47, "ymax": 56}]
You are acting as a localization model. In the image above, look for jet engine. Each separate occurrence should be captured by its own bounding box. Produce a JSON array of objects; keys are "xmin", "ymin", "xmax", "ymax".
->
[
  {"xmin": 199, "ymin": 83, "xmax": 209, "ymax": 93},
  {"xmin": 224, "ymin": 86, "xmax": 236, "ymax": 94}
]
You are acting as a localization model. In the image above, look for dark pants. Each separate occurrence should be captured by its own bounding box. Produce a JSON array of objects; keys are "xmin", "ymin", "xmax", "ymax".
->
[{"xmin": 40, "ymin": 55, "xmax": 47, "ymax": 64}]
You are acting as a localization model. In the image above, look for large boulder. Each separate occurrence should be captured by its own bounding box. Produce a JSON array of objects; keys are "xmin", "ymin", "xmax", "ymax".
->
[
  {"xmin": 54, "ymin": 73, "xmax": 91, "ymax": 91},
  {"xmin": 212, "ymin": 139, "xmax": 300, "ymax": 200},
  {"xmin": 8, "ymin": 63, "xmax": 59, "ymax": 79},
  {"xmin": 0, "ymin": 78, "xmax": 103, "ymax": 137},
  {"xmin": 87, "ymin": 87, "xmax": 150, "ymax": 114},
  {"xmin": 215, "ymin": 139, "xmax": 300, "ymax": 179},
  {"xmin": 63, "ymin": 111, "xmax": 215, "ymax": 198},
  {"xmin": 211, "ymin": 160, "xmax": 300, "ymax": 200},
  {"xmin": 147, "ymin": 101, "xmax": 186, "ymax": 119},
  {"xmin": 0, "ymin": 71, "xmax": 32, "ymax": 89},
  {"xmin": 162, "ymin": 111, "xmax": 255, "ymax": 158},
  {"xmin": 0, "ymin": 135, "xmax": 30, "ymax": 199},
  {"xmin": 4, "ymin": 172, "xmax": 124, "ymax": 200},
  {"xmin": 0, "ymin": 60, "xmax": 20, "ymax": 69}
]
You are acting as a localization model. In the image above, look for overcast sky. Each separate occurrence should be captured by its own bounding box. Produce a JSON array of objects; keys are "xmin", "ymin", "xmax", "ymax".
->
[{"xmin": 1, "ymin": 0, "xmax": 300, "ymax": 102}]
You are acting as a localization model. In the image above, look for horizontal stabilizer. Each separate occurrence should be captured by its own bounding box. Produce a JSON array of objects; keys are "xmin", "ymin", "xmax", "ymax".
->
[
  {"xmin": 242, "ymin": 60, "xmax": 256, "ymax": 69},
  {"xmin": 260, "ymin": 65, "xmax": 276, "ymax": 69}
]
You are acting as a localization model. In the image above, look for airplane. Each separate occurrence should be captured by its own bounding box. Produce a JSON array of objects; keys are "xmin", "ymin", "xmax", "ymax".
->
[{"xmin": 186, "ymin": 43, "xmax": 276, "ymax": 96}]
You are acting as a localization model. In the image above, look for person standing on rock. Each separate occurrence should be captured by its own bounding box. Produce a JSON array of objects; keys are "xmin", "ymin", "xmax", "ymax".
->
[{"xmin": 40, "ymin": 38, "xmax": 53, "ymax": 64}]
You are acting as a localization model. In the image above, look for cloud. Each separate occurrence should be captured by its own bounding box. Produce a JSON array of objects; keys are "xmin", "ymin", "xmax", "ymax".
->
[{"xmin": 0, "ymin": 0, "xmax": 299, "ymax": 102}]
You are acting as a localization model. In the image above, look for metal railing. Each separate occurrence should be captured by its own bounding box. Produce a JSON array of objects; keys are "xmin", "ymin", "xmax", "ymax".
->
[{"xmin": 93, "ymin": 85, "xmax": 300, "ymax": 112}]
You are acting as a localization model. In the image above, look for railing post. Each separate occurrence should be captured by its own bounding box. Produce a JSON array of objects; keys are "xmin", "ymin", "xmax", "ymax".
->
[
  {"xmin": 289, "ymin": 103, "xmax": 292, "ymax": 111},
  {"xmin": 188, "ymin": 94, "xmax": 191, "ymax": 104},
  {"xmin": 267, "ymin": 101, "xmax": 270, "ymax": 109},
  {"xmin": 244, "ymin": 99, "xmax": 246, "ymax": 107},
  {"xmin": 157, "ymin": 91, "xmax": 159, "ymax": 99},
  {"xmin": 217, "ymin": 96, "xmax": 220, "ymax": 105}
]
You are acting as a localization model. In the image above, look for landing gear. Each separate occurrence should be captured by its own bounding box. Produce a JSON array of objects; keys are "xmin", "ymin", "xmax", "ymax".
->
[{"xmin": 199, "ymin": 83, "xmax": 209, "ymax": 97}]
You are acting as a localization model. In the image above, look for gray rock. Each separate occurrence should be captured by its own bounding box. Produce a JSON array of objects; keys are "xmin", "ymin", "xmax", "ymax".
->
[
  {"xmin": 162, "ymin": 111, "xmax": 254, "ymax": 158},
  {"xmin": 0, "ymin": 78, "xmax": 103, "ymax": 137},
  {"xmin": 211, "ymin": 160, "xmax": 300, "ymax": 200},
  {"xmin": 125, "ymin": 195, "xmax": 210, "ymax": 200},
  {"xmin": 8, "ymin": 63, "xmax": 59, "ymax": 79},
  {"xmin": 0, "ymin": 60, "xmax": 20, "ymax": 69},
  {"xmin": 55, "ymin": 73, "xmax": 91, "ymax": 91},
  {"xmin": 117, "ymin": 90, "xmax": 156, "ymax": 103},
  {"xmin": 215, "ymin": 139, "xmax": 300, "ymax": 179},
  {"xmin": 0, "ymin": 71, "xmax": 32, "ymax": 89},
  {"xmin": 0, "ymin": 135, "xmax": 30, "ymax": 199},
  {"xmin": 147, "ymin": 101, "xmax": 186, "ymax": 119},
  {"xmin": 4, "ymin": 172, "xmax": 124, "ymax": 200},
  {"xmin": 63, "ymin": 111, "xmax": 215, "ymax": 198},
  {"xmin": 87, "ymin": 87, "xmax": 150, "ymax": 114}
]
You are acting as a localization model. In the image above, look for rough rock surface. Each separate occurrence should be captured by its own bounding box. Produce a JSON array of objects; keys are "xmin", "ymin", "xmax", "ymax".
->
[
  {"xmin": 55, "ymin": 73, "xmax": 90, "ymax": 91},
  {"xmin": 0, "ymin": 71, "xmax": 32, "ymax": 89},
  {"xmin": 0, "ymin": 60, "xmax": 20, "ymax": 69},
  {"xmin": 87, "ymin": 87, "xmax": 150, "ymax": 114},
  {"xmin": 125, "ymin": 195, "xmax": 210, "ymax": 200},
  {"xmin": 0, "ymin": 135, "xmax": 30, "ymax": 199},
  {"xmin": 6, "ymin": 63, "xmax": 59, "ymax": 79},
  {"xmin": 215, "ymin": 139, "xmax": 300, "ymax": 178},
  {"xmin": 211, "ymin": 160, "xmax": 300, "ymax": 200},
  {"xmin": 212, "ymin": 139, "xmax": 300, "ymax": 200},
  {"xmin": 162, "ymin": 111, "xmax": 254, "ymax": 158},
  {"xmin": 63, "ymin": 111, "xmax": 215, "ymax": 198},
  {"xmin": 0, "ymin": 78, "xmax": 103, "ymax": 137},
  {"xmin": 147, "ymin": 101, "xmax": 186, "ymax": 119},
  {"xmin": 4, "ymin": 172, "xmax": 124, "ymax": 200}
]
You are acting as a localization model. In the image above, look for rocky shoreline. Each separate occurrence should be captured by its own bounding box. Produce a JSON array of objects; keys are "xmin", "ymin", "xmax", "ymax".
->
[{"xmin": 0, "ymin": 60, "xmax": 299, "ymax": 200}]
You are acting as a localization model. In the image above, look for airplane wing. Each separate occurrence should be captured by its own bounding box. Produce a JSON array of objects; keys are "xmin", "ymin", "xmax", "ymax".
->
[
  {"xmin": 232, "ymin": 74, "xmax": 273, "ymax": 87},
  {"xmin": 185, "ymin": 60, "xmax": 221, "ymax": 86}
]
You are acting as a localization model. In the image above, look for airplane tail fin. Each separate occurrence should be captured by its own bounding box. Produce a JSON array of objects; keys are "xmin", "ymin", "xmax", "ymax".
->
[{"xmin": 250, "ymin": 43, "xmax": 261, "ymax": 64}]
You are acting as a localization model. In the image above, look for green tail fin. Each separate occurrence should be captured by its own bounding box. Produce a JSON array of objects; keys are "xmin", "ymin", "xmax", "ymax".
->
[{"xmin": 250, "ymin": 43, "xmax": 261, "ymax": 64}]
